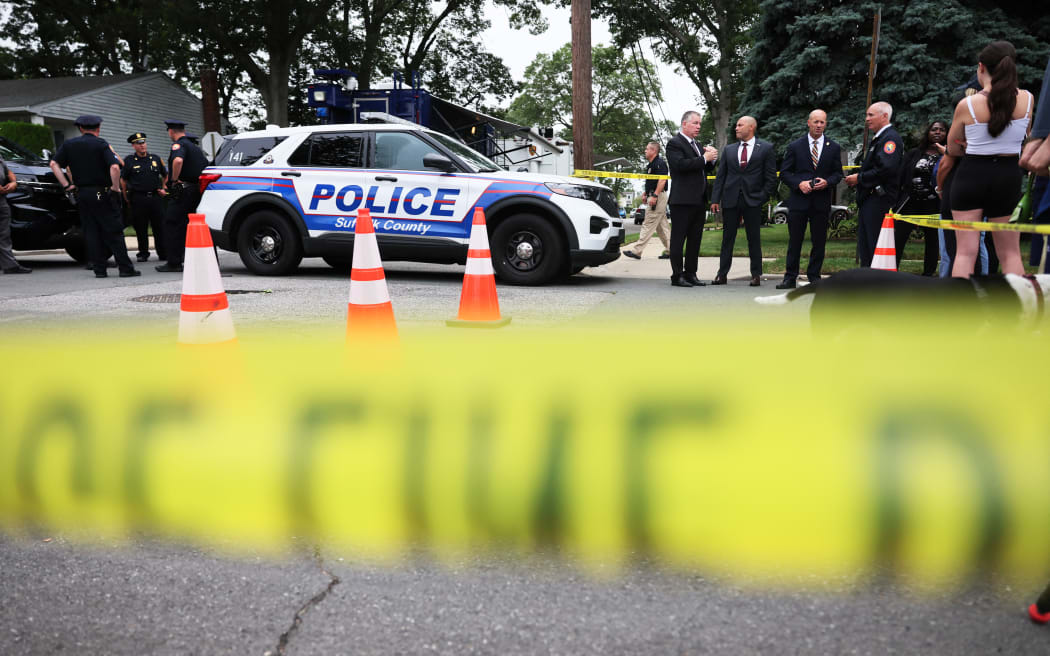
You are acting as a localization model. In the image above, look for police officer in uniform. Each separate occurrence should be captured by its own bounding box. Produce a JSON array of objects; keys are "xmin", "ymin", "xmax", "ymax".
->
[
  {"xmin": 49, "ymin": 115, "xmax": 140, "ymax": 278},
  {"xmin": 121, "ymin": 132, "xmax": 167, "ymax": 262},
  {"xmin": 157, "ymin": 119, "xmax": 207, "ymax": 272},
  {"xmin": 846, "ymin": 101, "xmax": 904, "ymax": 267}
]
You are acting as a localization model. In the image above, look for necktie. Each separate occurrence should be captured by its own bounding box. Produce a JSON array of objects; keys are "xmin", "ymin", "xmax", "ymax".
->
[
  {"xmin": 740, "ymin": 142, "xmax": 748, "ymax": 167},
  {"xmin": 691, "ymin": 140, "xmax": 701, "ymax": 157},
  {"xmin": 811, "ymin": 140, "xmax": 819, "ymax": 168}
]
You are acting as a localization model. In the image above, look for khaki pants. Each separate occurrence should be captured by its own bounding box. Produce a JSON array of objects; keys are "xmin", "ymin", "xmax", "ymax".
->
[{"xmin": 630, "ymin": 192, "xmax": 670, "ymax": 256}]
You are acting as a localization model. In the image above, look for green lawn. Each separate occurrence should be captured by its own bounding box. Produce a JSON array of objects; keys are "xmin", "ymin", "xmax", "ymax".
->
[{"xmin": 626, "ymin": 223, "xmax": 1041, "ymax": 274}]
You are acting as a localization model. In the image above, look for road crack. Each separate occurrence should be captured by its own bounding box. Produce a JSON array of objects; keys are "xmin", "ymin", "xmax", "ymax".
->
[{"xmin": 268, "ymin": 547, "xmax": 341, "ymax": 656}]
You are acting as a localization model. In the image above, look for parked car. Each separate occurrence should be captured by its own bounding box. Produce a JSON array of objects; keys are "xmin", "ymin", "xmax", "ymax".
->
[
  {"xmin": 0, "ymin": 136, "xmax": 83, "ymax": 261},
  {"xmin": 771, "ymin": 201, "xmax": 851, "ymax": 227}
]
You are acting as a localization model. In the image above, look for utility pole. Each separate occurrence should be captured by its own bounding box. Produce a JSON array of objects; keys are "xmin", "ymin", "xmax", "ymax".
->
[
  {"xmin": 861, "ymin": 8, "xmax": 881, "ymax": 159},
  {"xmin": 571, "ymin": 0, "xmax": 594, "ymax": 172}
]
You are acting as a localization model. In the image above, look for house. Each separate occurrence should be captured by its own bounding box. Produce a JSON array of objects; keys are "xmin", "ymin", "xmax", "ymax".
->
[{"xmin": 0, "ymin": 72, "xmax": 208, "ymax": 152}]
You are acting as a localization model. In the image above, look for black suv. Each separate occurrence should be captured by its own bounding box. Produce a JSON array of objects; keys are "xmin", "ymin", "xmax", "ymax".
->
[{"xmin": 1, "ymin": 136, "xmax": 83, "ymax": 261}]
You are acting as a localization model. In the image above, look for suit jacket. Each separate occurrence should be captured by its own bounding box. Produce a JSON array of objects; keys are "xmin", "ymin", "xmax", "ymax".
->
[
  {"xmin": 711, "ymin": 139, "xmax": 778, "ymax": 209},
  {"xmin": 857, "ymin": 126, "xmax": 904, "ymax": 205},
  {"xmin": 666, "ymin": 133, "xmax": 716, "ymax": 206},
  {"xmin": 779, "ymin": 134, "xmax": 844, "ymax": 211}
]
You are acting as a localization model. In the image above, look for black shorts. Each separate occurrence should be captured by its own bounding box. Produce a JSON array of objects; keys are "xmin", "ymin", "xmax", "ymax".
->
[{"xmin": 950, "ymin": 154, "xmax": 1022, "ymax": 218}]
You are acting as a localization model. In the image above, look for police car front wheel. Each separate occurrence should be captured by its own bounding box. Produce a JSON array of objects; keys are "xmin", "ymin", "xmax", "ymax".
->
[
  {"xmin": 491, "ymin": 214, "xmax": 566, "ymax": 286},
  {"xmin": 237, "ymin": 210, "xmax": 304, "ymax": 276}
]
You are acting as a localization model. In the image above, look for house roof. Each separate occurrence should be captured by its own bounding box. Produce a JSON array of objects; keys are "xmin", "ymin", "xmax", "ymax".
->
[{"xmin": 0, "ymin": 73, "xmax": 155, "ymax": 109}]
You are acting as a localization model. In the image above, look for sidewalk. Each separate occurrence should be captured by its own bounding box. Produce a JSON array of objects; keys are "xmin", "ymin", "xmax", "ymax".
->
[{"xmin": 610, "ymin": 242, "xmax": 775, "ymax": 282}]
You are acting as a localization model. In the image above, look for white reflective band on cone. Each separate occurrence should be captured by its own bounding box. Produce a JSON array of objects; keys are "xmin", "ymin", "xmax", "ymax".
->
[
  {"xmin": 182, "ymin": 248, "xmax": 224, "ymax": 296},
  {"xmin": 349, "ymin": 279, "xmax": 392, "ymax": 305},
  {"xmin": 469, "ymin": 224, "xmax": 490, "ymax": 249},
  {"xmin": 177, "ymin": 307, "xmax": 235, "ymax": 343},
  {"xmin": 352, "ymin": 233, "xmax": 382, "ymax": 268},
  {"xmin": 464, "ymin": 257, "xmax": 495, "ymax": 276}
]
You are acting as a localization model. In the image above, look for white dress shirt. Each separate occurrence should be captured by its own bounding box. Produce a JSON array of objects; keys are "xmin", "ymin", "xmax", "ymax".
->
[{"xmin": 738, "ymin": 137, "xmax": 756, "ymax": 166}]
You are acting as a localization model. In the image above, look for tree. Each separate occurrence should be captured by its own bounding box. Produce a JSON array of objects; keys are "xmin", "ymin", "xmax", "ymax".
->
[
  {"xmin": 741, "ymin": 0, "xmax": 1050, "ymax": 157},
  {"xmin": 506, "ymin": 43, "xmax": 670, "ymax": 197},
  {"xmin": 595, "ymin": 0, "xmax": 760, "ymax": 148},
  {"xmin": 507, "ymin": 44, "xmax": 667, "ymax": 160},
  {"xmin": 183, "ymin": 0, "xmax": 338, "ymax": 127}
]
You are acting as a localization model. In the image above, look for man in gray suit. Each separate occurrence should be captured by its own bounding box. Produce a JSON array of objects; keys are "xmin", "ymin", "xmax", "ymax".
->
[{"xmin": 710, "ymin": 116, "xmax": 778, "ymax": 286}]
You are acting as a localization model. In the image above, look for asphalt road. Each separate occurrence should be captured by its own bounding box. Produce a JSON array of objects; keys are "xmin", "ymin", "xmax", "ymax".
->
[
  {"xmin": 0, "ymin": 236, "xmax": 808, "ymax": 337},
  {"xmin": 8, "ymin": 246, "xmax": 1043, "ymax": 654},
  {"xmin": 2, "ymin": 533, "xmax": 1046, "ymax": 655}
]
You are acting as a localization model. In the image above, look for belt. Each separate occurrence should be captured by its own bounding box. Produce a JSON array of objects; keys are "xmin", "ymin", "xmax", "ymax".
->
[
  {"xmin": 130, "ymin": 190, "xmax": 158, "ymax": 196},
  {"xmin": 964, "ymin": 153, "xmax": 1020, "ymax": 160},
  {"xmin": 77, "ymin": 185, "xmax": 109, "ymax": 190}
]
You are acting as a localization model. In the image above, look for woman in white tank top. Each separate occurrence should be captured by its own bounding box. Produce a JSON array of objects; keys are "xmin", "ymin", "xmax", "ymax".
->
[{"xmin": 945, "ymin": 40, "xmax": 1032, "ymax": 278}]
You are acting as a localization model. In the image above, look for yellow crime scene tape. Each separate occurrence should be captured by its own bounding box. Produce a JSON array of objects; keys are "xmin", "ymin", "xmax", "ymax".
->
[
  {"xmin": 893, "ymin": 212, "xmax": 1050, "ymax": 235},
  {"xmin": 573, "ymin": 165, "xmax": 860, "ymax": 182},
  {"xmin": 2, "ymin": 323, "xmax": 1049, "ymax": 587}
]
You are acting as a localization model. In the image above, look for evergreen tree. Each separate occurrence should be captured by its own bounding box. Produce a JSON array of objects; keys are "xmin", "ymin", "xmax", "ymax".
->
[{"xmin": 741, "ymin": 0, "xmax": 1050, "ymax": 157}]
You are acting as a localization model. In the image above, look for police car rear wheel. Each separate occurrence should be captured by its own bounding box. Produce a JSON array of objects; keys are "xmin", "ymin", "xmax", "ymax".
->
[
  {"xmin": 491, "ymin": 214, "xmax": 565, "ymax": 286},
  {"xmin": 238, "ymin": 211, "xmax": 303, "ymax": 276}
]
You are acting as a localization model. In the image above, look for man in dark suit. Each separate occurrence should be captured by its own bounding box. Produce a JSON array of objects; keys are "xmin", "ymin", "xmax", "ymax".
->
[
  {"xmin": 710, "ymin": 116, "xmax": 778, "ymax": 286},
  {"xmin": 665, "ymin": 110, "xmax": 719, "ymax": 287},
  {"xmin": 776, "ymin": 109, "xmax": 844, "ymax": 289},
  {"xmin": 846, "ymin": 102, "xmax": 904, "ymax": 267}
]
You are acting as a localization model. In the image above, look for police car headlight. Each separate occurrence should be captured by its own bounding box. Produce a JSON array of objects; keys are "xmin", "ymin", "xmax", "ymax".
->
[
  {"xmin": 15, "ymin": 173, "xmax": 38, "ymax": 182},
  {"xmin": 545, "ymin": 183, "xmax": 600, "ymax": 201}
]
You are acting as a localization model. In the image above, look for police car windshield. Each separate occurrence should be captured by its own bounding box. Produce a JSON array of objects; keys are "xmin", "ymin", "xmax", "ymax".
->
[{"xmin": 428, "ymin": 132, "xmax": 502, "ymax": 173}]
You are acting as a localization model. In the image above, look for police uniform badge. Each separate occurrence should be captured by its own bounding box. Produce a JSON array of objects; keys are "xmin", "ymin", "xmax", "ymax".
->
[
  {"xmin": 172, "ymin": 144, "xmax": 181, "ymax": 151},
  {"xmin": 883, "ymin": 142, "xmax": 896, "ymax": 154}
]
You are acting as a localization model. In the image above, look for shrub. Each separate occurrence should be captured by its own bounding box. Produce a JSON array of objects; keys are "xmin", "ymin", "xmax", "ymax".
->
[{"xmin": 0, "ymin": 121, "xmax": 54, "ymax": 155}]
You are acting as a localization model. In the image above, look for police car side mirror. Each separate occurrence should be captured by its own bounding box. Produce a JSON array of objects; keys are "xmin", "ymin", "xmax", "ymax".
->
[
  {"xmin": 423, "ymin": 153, "xmax": 456, "ymax": 173},
  {"xmin": 41, "ymin": 149, "xmax": 52, "ymax": 161}
]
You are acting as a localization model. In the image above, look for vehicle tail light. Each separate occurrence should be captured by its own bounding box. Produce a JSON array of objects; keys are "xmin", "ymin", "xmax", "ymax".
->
[{"xmin": 199, "ymin": 173, "xmax": 222, "ymax": 194}]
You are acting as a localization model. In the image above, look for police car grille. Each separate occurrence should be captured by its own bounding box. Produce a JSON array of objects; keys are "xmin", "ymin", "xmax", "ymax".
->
[{"xmin": 595, "ymin": 189, "xmax": 618, "ymax": 217}]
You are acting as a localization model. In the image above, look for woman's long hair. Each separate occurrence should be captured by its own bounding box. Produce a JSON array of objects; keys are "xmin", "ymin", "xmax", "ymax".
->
[
  {"xmin": 918, "ymin": 120, "xmax": 948, "ymax": 153},
  {"xmin": 979, "ymin": 41, "xmax": 1019, "ymax": 137}
]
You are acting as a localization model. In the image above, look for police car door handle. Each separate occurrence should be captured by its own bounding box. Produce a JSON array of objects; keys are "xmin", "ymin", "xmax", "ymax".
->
[
  {"xmin": 281, "ymin": 171, "xmax": 301, "ymax": 177},
  {"xmin": 375, "ymin": 175, "xmax": 397, "ymax": 182}
]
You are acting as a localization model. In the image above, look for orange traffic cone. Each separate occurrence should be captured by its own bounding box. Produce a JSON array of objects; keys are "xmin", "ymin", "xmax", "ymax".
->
[
  {"xmin": 347, "ymin": 208, "xmax": 397, "ymax": 340},
  {"xmin": 178, "ymin": 213, "xmax": 236, "ymax": 346},
  {"xmin": 447, "ymin": 207, "xmax": 511, "ymax": 328},
  {"xmin": 871, "ymin": 213, "xmax": 897, "ymax": 271}
]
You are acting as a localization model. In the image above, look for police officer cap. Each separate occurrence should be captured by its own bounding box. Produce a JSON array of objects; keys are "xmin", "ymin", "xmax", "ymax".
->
[
  {"xmin": 127, "ymin": 132, "xmax": 147, "ymax": 144},
  {"xmin": 164, "ymin": 119, "xmax": 187, "ymax": 129},
  {"xmin": 74, "ymin": 114, "xmax": 102, "ymax": 128}
]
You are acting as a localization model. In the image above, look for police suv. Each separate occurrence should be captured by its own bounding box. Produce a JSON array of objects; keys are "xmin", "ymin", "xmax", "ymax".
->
[{"xmin": 197, "ymin": 124, "xmax": 624, "ymax": 285}]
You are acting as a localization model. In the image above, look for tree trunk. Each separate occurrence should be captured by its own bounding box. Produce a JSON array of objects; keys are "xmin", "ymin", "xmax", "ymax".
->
[{"xmin": 571, "ymin": 0, "xmax": 593, "ymax": 172}]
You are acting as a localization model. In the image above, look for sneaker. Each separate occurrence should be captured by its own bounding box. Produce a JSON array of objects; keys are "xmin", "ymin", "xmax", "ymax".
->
[{"xmin": 622, "ymin": 250, "xmax": 641, "ymax": 260}]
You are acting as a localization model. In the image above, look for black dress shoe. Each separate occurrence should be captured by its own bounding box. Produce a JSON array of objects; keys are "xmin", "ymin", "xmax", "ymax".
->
[
  {"xmin": 94, "ymin": 271, "xmax": 108, "ymax": 278},
  {"xmin": 683, "ymin": 275, "xmax": 706, "ymax": 287},
  {"xmin": 775, "ymin": 279, "xmax": 796, "ymax": 290},
  {"xmin": 670, "ymin": 276, "xmax": 695, "ymax": 287},
  {"xmin": 749, "ymin": 276, "xmax": 761, "ymax": 287},
  {"xmin": 155, "ymin": 263, "xmax": 184, "ymax": 272},
  {"xmin": 2, "ymin": 265, "xmax": 31, "ymax": 274},
  {"xmin": 807, "ymin": 274, "xmax": 821, "ymax": 283},
  {"xmin": 711, "ymin": 276, "xmax": 727, "ymax": 285},
  {"xmin": 119, "ymin": 269, "xmax": 142, "ymax": 277},
  {"xmin": 136, "ymin": 253, "xmax": 150, "ymax": 262},
  {"xmin": 658, "ymin": 252, "xmax": 670, "ymax": 259},
  {"xmin": 623, "ymin": 250, "xmax": 641, "ymax": 260}
]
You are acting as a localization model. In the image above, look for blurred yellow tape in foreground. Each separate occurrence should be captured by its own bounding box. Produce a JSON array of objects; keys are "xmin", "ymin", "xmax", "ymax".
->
[{"xmin": 1, "ymin": 324, "xmax": 1048, "ymax": 585}]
